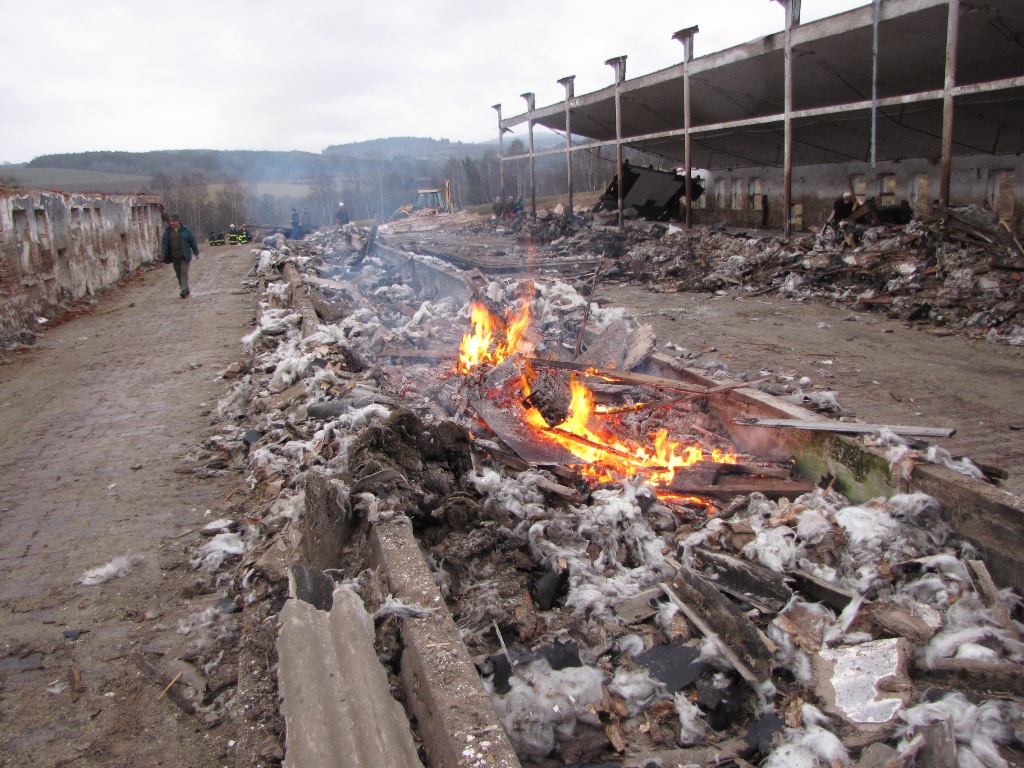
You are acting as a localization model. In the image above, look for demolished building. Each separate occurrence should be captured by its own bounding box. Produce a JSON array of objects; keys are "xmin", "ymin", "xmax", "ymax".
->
[{"xmin": 498, "ymin": 0, "xmax": 1024, "ymax": 234}]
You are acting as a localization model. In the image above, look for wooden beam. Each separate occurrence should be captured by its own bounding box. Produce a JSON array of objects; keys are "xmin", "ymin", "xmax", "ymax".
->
[
  {"xmin": 733, "ymin": 418, "xmax": 955, "ymax": 438},
  {"xmin": 530, "ymin": 358, "xmax": 710, "ymax": 394}
]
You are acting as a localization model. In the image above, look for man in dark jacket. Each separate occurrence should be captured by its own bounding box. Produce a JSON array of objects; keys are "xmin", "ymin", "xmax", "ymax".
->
[{"xmin": 160, "ymin": 212, "xmax": 200, "ymax": 298}]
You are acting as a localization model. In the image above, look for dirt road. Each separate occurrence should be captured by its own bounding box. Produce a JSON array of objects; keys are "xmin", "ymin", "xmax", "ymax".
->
[
  {"xmin": 0, "ymin": 246, "xmax": 256, "ymax": 767},
  {"xmin": 595, "ymin": 283, "xmax": 1024, "ymax": 499}
]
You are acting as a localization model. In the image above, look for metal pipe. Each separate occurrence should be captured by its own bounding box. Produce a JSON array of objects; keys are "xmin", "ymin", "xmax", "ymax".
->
[
  {"xmin": 673, "ymin": 26, "xmax": 699, "ymax": 229},
  {"xmin": 492, "ymin": 104, "xmax": 505, "ymax": 209},
  {"xmin": 606, "ymin": 56, "xmax": 627, "ymax": 230},
  {"xmin": 557, "ymin": 76, "xmax": 576, "ymax": 216},
  {"xmin": 521, "ymin": 92, "xmax": 537, "ymax": 217},
  {"xmin": 940, "ymin": 0, "xmax": 961, "ymax": 208}
]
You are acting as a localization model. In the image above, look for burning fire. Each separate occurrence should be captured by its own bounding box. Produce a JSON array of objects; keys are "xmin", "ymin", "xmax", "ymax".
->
[
  {"xmin": 457, "ymin": 299, "xmax": 736, "ymax": 491},
  {"xmin": 457, "ymin": 298, "xmax": 533, "ymax": 374},
  {"xmin": 524, "ymin": 376, "xmax": 735, "ymax": 486}
]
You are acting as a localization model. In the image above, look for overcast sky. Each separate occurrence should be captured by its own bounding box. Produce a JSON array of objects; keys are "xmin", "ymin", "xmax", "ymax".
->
[{"xmin": 0, "ymin": 0, "xmax": 867, "ymax": 164}]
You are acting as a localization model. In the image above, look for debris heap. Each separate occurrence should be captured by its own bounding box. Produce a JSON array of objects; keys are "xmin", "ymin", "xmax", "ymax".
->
[{"xmin": 189, "ymin": 226, "xmax": 1024, "ymax": 767}]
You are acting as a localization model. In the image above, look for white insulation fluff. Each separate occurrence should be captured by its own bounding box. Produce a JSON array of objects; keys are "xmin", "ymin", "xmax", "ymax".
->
[
  {"xmin": 898, "ymin": 693, "xmax": 1020, "ymax": 768},
  {"xmin": 486, "ymin": 659, "xmax": 604, "ymax": 759},
  {"xmin": 191, "ymin": 532, "xmax": 244, "ymax": 571},
  {"xmin": 79, "ymin": 554, "xmax": 143, "ymax": 586},
  {"xmin": 608, "ymin": 667, "xmax": 667, "ymax": 716},
  {"xmin": 674, "ymin": 693, "xmax": 709, "ymax": 746},
  {"xmin": 761, "ymin": 707, "xmax": 848, "ymax": 768}
]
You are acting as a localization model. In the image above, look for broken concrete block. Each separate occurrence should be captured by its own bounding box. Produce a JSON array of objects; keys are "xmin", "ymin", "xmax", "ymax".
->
[{"xmin": 814, "ymin": 638, "xmax": 913, "ymax": 741}]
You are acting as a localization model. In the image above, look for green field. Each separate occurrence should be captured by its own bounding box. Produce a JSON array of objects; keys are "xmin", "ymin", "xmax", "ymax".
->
[
  {"xmin": 6, "ymin": 168, "xmax": 153, "ymax": 194},
  {"xmin": 3, "ymin": 170, "xmax": 310, "ymax": 200}
]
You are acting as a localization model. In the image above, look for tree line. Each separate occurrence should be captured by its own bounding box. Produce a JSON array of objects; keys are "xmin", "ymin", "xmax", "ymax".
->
[{"xmin": 38, "ymin": 140, "xmax": 673, "ymax": 236}]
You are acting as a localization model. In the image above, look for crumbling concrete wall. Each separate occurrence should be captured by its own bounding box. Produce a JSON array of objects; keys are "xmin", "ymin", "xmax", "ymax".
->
[
  {"xmin": 0, "ymin": 188, "xmax": 163, "ymax": 340},
  {"xmin": 693, "ymin": 154, "xmax": 1023, "ymax": 232}
]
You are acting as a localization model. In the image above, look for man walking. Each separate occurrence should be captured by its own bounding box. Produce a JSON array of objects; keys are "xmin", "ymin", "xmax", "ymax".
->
[{"xmin": 160, "ymin": 212, "xmax": 200, "ymax": 298}]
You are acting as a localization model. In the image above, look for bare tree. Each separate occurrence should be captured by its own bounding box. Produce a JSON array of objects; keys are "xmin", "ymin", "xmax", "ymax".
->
[
  {"xmin": 214, "ymin": 179, "xmax": 250, "ymax": 230},
  {"xmin": 307, "ymin": 164, "xmax": 339, "ymax": 225}
]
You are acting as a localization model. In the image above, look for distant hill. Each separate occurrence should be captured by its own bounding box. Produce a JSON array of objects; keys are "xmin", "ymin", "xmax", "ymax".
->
[
  {"xmin": 26, "ymin": 149, "xmax": 323, "ymax": 182},
  {"xmin": 323, "ymin": 136, "xmax": 483, "ymax": 160},
  {"xmin": 23, "ymin": 135, "xmax": 568, "ymax": 184}
]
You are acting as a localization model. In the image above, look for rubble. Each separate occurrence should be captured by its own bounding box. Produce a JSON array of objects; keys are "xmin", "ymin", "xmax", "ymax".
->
[
  {"xmin": 180, "ymin": 222, "xmax": 1024, "ymax": 767},
  {"xmin": 489, "ymin": 205, "xmax": 1024, "ymax": 346}
]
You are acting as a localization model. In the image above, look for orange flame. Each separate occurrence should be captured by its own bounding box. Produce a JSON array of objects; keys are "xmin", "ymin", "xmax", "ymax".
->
[
  {"xmin": 457, "ymin": 300, "xmax": 738, "ymax": 494},
  {"xmin": 457, "ymin": 294, "xmax": 532, "ymax": 374},
  {"xmin": 533, "ymin": 376, "xmax": 736, "ymax": 487}
]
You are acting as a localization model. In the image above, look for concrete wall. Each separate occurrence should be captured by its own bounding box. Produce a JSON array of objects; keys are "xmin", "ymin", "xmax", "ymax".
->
[
  {"xmin": 690, "ymin": 154, "xmax": 1024, "ymax": 232},
  {"xmin": 0, "ymin": 188, "xmax": 163, "ymax": 340}
]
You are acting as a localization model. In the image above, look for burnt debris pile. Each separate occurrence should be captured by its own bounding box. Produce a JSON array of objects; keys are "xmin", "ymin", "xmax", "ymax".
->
[
  {"xmin": 189, "ymin": 225, "xmax": 1024, "ymax": 767},
  {"xmin": 487, "ymin": 205, "xmax": 1024, "ymax": 347}
]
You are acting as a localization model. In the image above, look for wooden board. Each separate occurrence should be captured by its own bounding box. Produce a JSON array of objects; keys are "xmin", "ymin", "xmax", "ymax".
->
[{"xmin": 733, "ymin": 418, "xmax": 955, "ymax": 438}]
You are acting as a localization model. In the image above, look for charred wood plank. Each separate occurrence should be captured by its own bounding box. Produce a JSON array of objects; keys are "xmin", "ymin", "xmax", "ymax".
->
[
  {"xmin": 733, "ymin": 418, "xmax": 955, "ymax": 439},
  {"xmin": 914, "ymin": 659, "xmax": 1024, "ymax": 697},
  {"xmin": 469, "ymin": 396, "xmax": 578, "ymax": 466},
  {"xmin": 522, "ymin": 368, "xmax": 571, "ymax": 427},
  {"xmin": 691, "ymin": 461, "xmax": 794, "ymax": 480},
  {"xmin": 660, "ymin": 570, "xmax": 774, "ymax": 685},
  {"xmin": 530, "ymin": 358, "xmax": 710, "ymax": 394},
  {"xmin": 130, "ymin": 650, "xmax": 197, "ymax": 715},
  {"xmin": 694, "ymin": 547, "xmax": 793, "ymax": 613},
  {"xmin": 965, "ymin": 560, "xmax": 1020, "ymax": 639},
  {"xmin": 669, "ymin": 476, "xmax": 817, "ymax": 502},
  {"xmin": 917, "ymin": 719, "xmax": 958, "ymax": 768},
  {"xmin": 787, "ymin": 567, "xmax": 858, "ymax": 611}
]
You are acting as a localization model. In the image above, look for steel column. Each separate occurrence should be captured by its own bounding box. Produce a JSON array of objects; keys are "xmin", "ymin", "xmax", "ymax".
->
[
  {"xmin": 871, "ymin": 0, "xmax": 881, "ymax": 167},
  {"xmin": 673, "ymin": 26, "xmax": 699, "ymax": 229},
  {"xmin": 492, "ymin": 104, "xmax": 505, "ymax": 209},
  {"xmin": 773, "ymin": 0, "xmax": 800, "ymax": 237},
  {"xmin": 606, "ymin": 56, "xmax": 628, "ymax": 230},
  {"xmin": 521, "ymin": 92, "xmax": 537, "ymax": 217},
  {"xmin": 940, "ymin": 0, "xmax": 961, "ymax": 208},
  {"xmin": 557, "ymin": 76, "xmax": 576, "ymax": 216}
]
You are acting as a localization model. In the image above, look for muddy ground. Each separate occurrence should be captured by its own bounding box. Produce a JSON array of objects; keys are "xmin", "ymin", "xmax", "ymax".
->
[
  {"xmin": 0, "ymin": 245, "xmax": 258, "ymax": 768},
  {"xmin": 592, "ymin": 283, "xmax": 1024, "ymax": 500}
]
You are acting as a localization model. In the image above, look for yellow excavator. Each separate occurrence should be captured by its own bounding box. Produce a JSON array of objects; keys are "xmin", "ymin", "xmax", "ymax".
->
[{"xmin": 390, "ymin": 180, "xmax": 453, "ymax": 220}]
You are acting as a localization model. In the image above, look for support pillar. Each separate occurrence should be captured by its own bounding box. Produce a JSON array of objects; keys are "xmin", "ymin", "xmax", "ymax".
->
[
  {"xmin": 605, "ymin": 56, "xmax": 627, "ymax": 230},
  {"xmin": 557, "ymin": 76, "xmax": 576, "ymax": 216},
  {"xmin": 940, "ymin": 0, "xmax": 961, "ymax": 208},
  {"xmin": 673, "ymin": 26, "xmax": 699, "ymax": 229},
  {"xmin": 492, "ymin": 104, "xmax": 505, "ymax": 211},
  {"xmin": 773, "ymin": 0, "xmax": 800, "ymax": 238},
  {"xmin": 521, "ymin": 92, "xmax": 537, "ymax": 217},
  {"xmin": 871, "ymin": 0, "xmax": 881, "ymax": 167}
]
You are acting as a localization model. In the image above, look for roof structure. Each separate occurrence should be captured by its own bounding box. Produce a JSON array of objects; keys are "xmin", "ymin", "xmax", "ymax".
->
[{"xmin": 500, "ymin": 0, "xmax": 1024, "ymax": 171}]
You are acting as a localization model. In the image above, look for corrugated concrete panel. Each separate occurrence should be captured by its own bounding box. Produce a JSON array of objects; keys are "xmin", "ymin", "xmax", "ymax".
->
[{"xmin": 277, "ymin": 586, "xmax": 424, "ymax": 768}]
